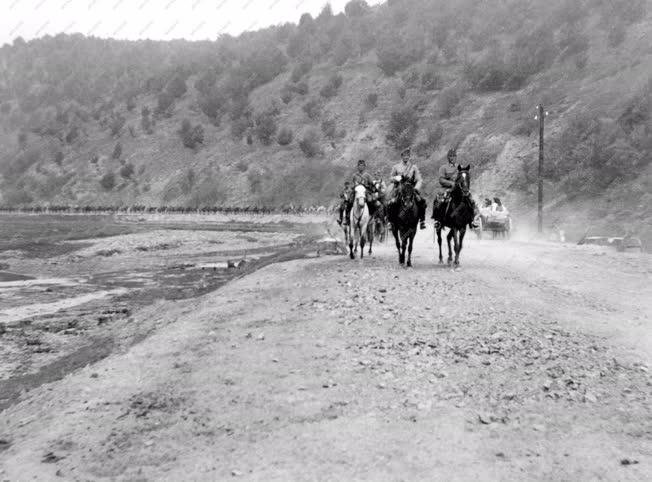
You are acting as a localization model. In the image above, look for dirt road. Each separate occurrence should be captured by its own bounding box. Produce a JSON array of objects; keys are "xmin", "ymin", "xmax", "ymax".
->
[{"xmin": 1, "ymin": 229, "xmax": 651, "ymax": 481}]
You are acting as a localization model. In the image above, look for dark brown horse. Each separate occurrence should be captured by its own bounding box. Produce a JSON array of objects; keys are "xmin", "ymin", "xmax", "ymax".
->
[
  {"xmin": 388, "ymin": 178, "xmax": 419, "ymax": 267},
  {"xmin": 432, "ymin": 165, "xmax": 475, "ymax": 269}
]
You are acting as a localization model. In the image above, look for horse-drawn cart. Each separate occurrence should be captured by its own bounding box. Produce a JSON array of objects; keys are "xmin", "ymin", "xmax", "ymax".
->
[{"xmin": 475, "ymin": 205, "xmax": 512, "ymax": 239}]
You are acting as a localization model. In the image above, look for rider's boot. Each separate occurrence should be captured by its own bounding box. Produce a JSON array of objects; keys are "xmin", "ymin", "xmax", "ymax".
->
[{"xmin": 468, "ymin": 199, "xmax": 479, "ymax": 229}]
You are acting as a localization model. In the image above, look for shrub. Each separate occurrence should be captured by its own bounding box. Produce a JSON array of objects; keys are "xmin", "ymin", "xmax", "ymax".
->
[
  {"xmin": 320, "ymin": 73, "xmax": 343, "ymax": 98},
  {"xmin": 417, "ymin": 125, "xmax": 443, "ymax": 154},
  {"xmin": 291, "ymin": 61, "xmax": 313, "ymax": 83},
  {"xmin": 321, "ymin": 118, "xmax": 336, "ymax": 139},
  {"xmin": 299, "ymin": 128, "xmax": 322, "ymax": 158},
  {"xmin": 365, "ymin": 92, "xmax": 378, "ymax": 110},
  {"xmin": 345, "ymin": 0, "xmax": 369, "ymax": 17},
  {"xmin": 179, "ymin": 119, "xmax": 205, "ymax": 149},
  {"xmin": 254, "ymin": 112, "xmax": 278, "ymax": 145},
  {"xmin": 333, "ymin": 37, "xmax": 352, "ymax": 66},
  {"xmin": 386, "ymin": 106, "xmax": 419, "ymax": 151},
  {"xmin": 110, "ymin": 115, "xmax": 126, "ymax": 137},
  {"xmin": 437, "ymin": 84, "xmax": 464, "ymax": 118},
  {"xmin": 54, "ymin": 151, "xmax": 64, "ymax": 166},
  {"xmin": 277, "ymin": 127, "xmax": 293, "ymax": 145},
  {"xmin": 119, "ymin": 162, "xmax": 134, "ymax": 179},
  {"xmin": 112, "ymin": 142, "xmax": 122, "ymax": 159},
  {"xmin": 100, "ymin": 171, "xmax": 116, "ymax": 190},
  {"xmin": 280, "ymin": 86, "xmax": 293, "ymax": 104},
  {"xmin": 65, "ymin": 126, "xmax": 79, "ymax": 144},
  {"xmin": 126, "ymin": 96, "xmax": 136, "ymax": 111},
  {"xmin": 166, "ymin": 72, "xmax": 187, "ymax": 98},
  {"xmin": 377, "ymin": 31, "xmax": 422, "ymax": 76},
  {"xmin": 199, "ymin": 89, "xmax": 224, "ymax": 123},
  {"xmin": 156, "ymin": 91, "xmax": 175, "ymax": 117},
  {"xmin": 302, "ymin": 98, "xmax": 322, "ymax": 120}
]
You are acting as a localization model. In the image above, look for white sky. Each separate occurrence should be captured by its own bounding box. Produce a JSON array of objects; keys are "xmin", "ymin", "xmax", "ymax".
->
[{"xmin": 1, "ymin": 0, "xmax": 384, "ymax": 46}]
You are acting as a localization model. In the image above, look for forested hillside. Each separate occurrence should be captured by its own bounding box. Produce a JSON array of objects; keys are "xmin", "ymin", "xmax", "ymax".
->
[{"xmin": 0, "ymin": 0, "xmax": 650, "ymax": 238}]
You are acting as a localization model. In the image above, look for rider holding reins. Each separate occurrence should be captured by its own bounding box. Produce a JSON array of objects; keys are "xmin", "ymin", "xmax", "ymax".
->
[
  {"xmin": 432, "ymin": 148, "xmax": 479, "ymax": 229},
  {"xmin": 338, "ymin": 159, "xmax": 377, "ymax": 225},
  {"xmin": 389, "ymin": 146, "xmax": 427, "ymax": 230}
]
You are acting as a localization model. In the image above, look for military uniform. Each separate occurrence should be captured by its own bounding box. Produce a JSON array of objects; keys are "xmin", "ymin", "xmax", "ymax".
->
[
  {"xmin": 390, "ymin": 161, "xmax": 423, "ymax": 192},
  {"xmin": 351, "ymin": 171, "xmax": 375, "ymax": 192},
  {"xmin": 438, "ymin": 163, "xmax": 458, "ymax": 193}
]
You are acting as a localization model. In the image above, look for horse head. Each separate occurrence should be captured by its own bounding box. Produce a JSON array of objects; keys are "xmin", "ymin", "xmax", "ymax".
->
[
  {"xmin": 454, "ymin": 164, "xmax": 471, "ymax": 198},
  {"xmin": 354, "ymin": 184, "xmax": 367, "ymax": 207},
  {"xmin": 397, "ymin": 177, "xmax": 415, "ymax": 206}
]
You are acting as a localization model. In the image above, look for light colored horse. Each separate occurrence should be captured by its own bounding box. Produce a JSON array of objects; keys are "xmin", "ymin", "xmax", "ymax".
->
[{"xmin": 348, "ymin": 184, "xmax": 370, "ymax": 259}]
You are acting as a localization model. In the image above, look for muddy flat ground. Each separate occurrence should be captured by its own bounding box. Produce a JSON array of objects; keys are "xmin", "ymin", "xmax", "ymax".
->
[{"xmin": 0, "ymin": 215, "xmax": 651, "ymax": 481}]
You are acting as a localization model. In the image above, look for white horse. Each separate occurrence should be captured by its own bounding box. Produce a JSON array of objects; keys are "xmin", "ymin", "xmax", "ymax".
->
[{"xmin": 348, "ymin": 184, "xmax": 370, "ymax": 259}]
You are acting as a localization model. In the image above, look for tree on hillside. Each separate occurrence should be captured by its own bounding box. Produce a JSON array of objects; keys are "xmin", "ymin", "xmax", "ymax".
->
[
  {"xmin": 166, "ymin": 71, "xmax": 188, "ymax": 98},
  {"xmin": 386, "ymin": 105, "xmax": 419, "ymax": 151},
  {"xmin": 299, "ymin": 128, "xmax": 322, "ymax": 158},
  {"xmin": 345, "ymin": 0, "xmax": 369, "ymax": 17},
  {"xmin": 254, "ymin": 111, "xmax": 278, "ymax": 145},
  {"xmin": 277, "ymin": 127, "xmax": 293, "ymax": 146},
  {"xmin": 303, "ymin": 98, "xmax": 322, "ymax": 120},
  {"xmin": 179, "ymin": 119, "xmax": 205, "ymax": 149},
  {"xmin": 100, "ymin": 171, "xmax": 116, "ymax": 190},
  {"xmin": 320, "ymin": 73, "xmax": 343, "ymax": 98},
  {"xmin": 156, "ymin": 91, "xmax": 175, "ymax": 117}
]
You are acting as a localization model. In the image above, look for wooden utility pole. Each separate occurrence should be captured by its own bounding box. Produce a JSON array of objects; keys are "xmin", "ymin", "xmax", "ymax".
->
[{"xmin": 537, "ymin": 104, "xmax": 545, "ymax": 234}]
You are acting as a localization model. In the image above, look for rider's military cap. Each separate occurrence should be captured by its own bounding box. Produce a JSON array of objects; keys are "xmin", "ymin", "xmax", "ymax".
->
[
  {"xmin": 447, "ymin": 148, "xmax": 457, "ymax": 158},
  {"xmin": 400, "ymin": 147, "xmax": 411, "ymax": 156},
  {"xmin": 357, "ymin": 159, "xmax": 366, "ymax": 164}
]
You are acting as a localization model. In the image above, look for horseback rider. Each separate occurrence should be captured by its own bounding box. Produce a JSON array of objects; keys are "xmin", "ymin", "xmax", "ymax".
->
[
  {"xmin": 431, "ymin": 148, "xmax": 478, "ymax": 228},
  {"xmin": 338, "ymin": 159, "xmax": 376, "ymax": 225},
  {"xmin": 389, "ymin": 146, "xmax": 427, "ymax": 230},
  {"xmin": 337, "ymin": 181, "xmax": 352, "ymax": 226}
]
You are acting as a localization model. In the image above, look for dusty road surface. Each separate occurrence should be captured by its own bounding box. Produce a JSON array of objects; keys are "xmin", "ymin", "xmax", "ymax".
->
[{"xmin": 1, "ymin": 227, "xmax": 651, "ymax": 481}]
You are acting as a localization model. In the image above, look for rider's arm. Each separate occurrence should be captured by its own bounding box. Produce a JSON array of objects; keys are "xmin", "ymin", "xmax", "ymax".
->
[{"xmin": 438, "ymin": 165, "xmax": 454, "ymax": 188}]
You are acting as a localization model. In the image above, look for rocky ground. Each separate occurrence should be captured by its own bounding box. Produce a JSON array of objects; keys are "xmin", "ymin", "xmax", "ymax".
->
[{"xmin": 0, "ymin": 226, "xmax": 651, "ymax": 481}]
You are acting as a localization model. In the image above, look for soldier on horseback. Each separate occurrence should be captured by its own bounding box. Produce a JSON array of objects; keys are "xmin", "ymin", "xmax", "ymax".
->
[
  {"xmin": 388, "ymin": 147, "xmax": 427, "ymax": 230},
  {"xmin": 338, "ymin": 159, "xmax": 377, "ymax": 226},
  {"xmin": 431, "ymin": 148, "xmax": 478, "ymax": 229}
]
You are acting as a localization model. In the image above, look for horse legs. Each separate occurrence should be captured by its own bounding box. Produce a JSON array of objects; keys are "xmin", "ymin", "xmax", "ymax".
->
[
  {"xmin": 436, "ymin": 225, "xmax": 444, "ymax": 264},
  {"xmin": 446, "ymin": 229, "xmax": 454, "ymax": 265},
  {"xmin": 347, "ymin": 225, "xmax": 355, "ymax": 259},
  {"xmin": 392, "ymin": 226, "xmax": 403, "ymax": 264},
  {"xmin": 400, "ymin": 234, "xmax": 409, "ymax": 266},
  {"xmin": 367, "ymin": 222, "xmax": 373, "ymax": 255},
  {"xmin": 360, "ymin": 230, "xmax": 365, "ymax": 259},
  {"xmin": 406, "ymin": 232, "xmax": 415, "ymax": 267},
  {"xmin": 454, "ymin": 227, "xmax": 466, "ymax": 267}
]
